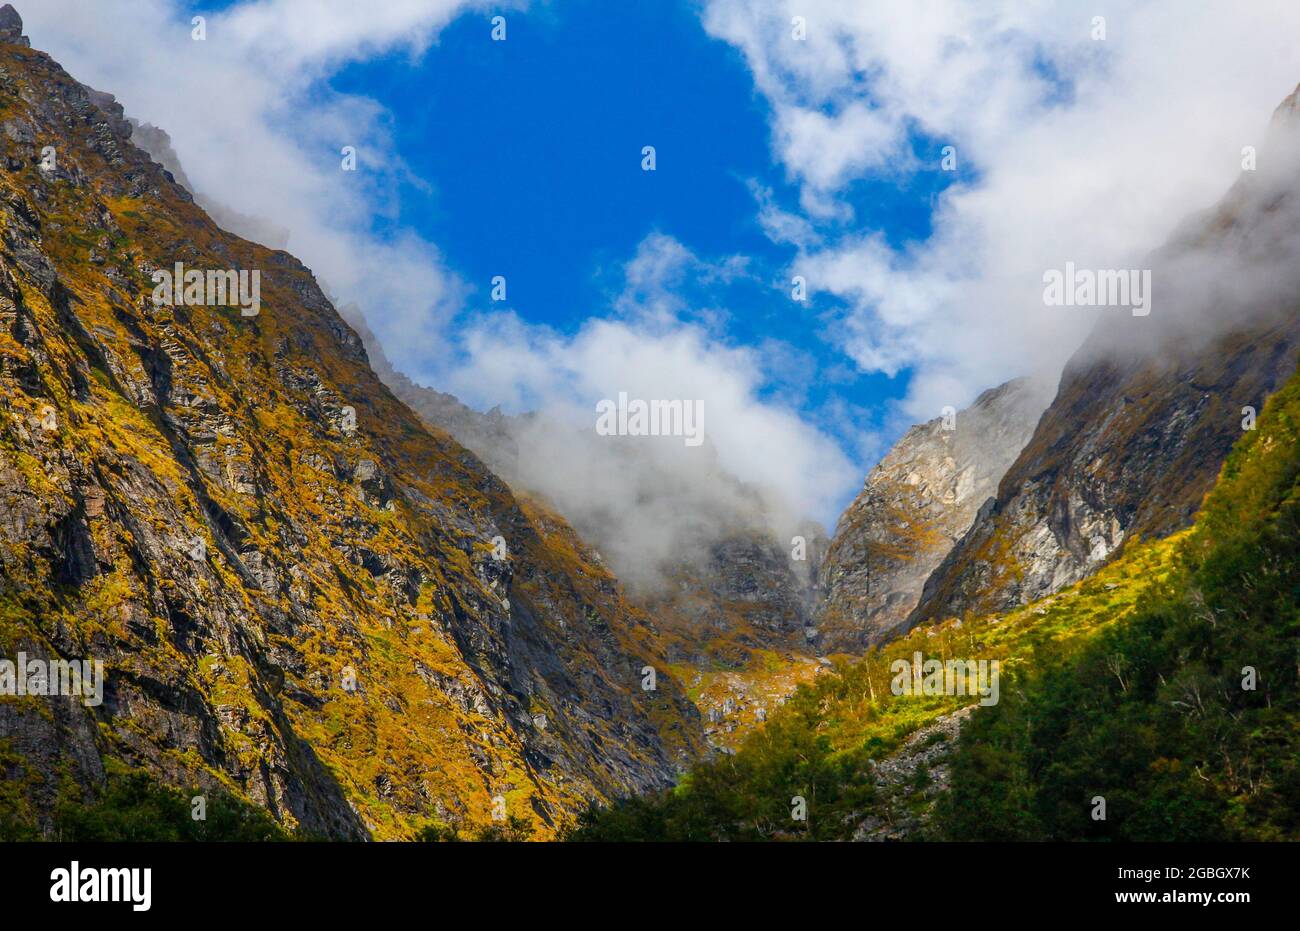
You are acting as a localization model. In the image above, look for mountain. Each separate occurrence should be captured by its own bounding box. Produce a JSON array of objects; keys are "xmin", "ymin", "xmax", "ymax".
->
[
  {"xmin": 574, "ymin": 354, "xmax": 1300, "ymax": 841},
  {"xmin": 120, "ymin": 106, "xmax": 824, "ymax": 758},
  {"xmin": 8, "ymin": 0, "xmax": 1295, "ymax": 846},
  {"xmin": 909, "ymin": 89, "xmax": 1300, "ymax": 626},
  {"xmin": 936, "ymin": 350, "xmax": 1300, "ymax": 840},
  {"xmin": 912, "ymin": 318, "xmax": 1300, "ymax": 626},
  {"xmin": 570, "ymin": 527, "xmax": 1189, "ymax": 840},
  {"xmin": 389, "ymin": 379, "xmax": 827, "ymax": 664},
  {"xmin": 0, "ymin": 11, "xmax": 702, "ymax": 840},
  {"xmin": 816, "ymin": 376, "xmax": 1051, "ymax": 651},
  {"xmin": 571, "ymin": 82, "xmax": 1300, "ymax": 843}
]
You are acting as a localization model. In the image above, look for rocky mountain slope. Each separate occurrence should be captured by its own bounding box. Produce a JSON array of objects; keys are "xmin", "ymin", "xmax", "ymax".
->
[
  {"xmin": 361, "ymin": 317, "xmax": 828, "ymax": 746},
  {"xmin": 909, "ymin": 88, "xmax": 1300, "ymax": 626},
  {"xmin": 122, "ymin": 109, "xmax": 824, "ymax": 754},
  {"xmin": 816, "ymin": 377, "xmax": 1050, "ymax": 651},
  {"xmin": 635, "ymin": 526, "xmax": 822, "ymax": 664},
  {"xmin": 570, "ymin": 527, "xmax": 1190, "ymax": 840},
  {"xmin": 0, "ymin": 11, "xmax": 702, "ymax": 840}
]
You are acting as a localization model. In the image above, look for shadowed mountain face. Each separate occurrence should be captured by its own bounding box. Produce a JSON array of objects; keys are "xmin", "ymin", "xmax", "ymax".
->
[
  {"xmin": 0, "ymin": 18, "xmax": 702, "ymax": 839},
  {"xmin": 816, "ymin": 377, "xmax": 1052, "ymax": 651},
  {"xmin": 909, "ymin": 90, "xmax": 1300, "ymax": 626}
]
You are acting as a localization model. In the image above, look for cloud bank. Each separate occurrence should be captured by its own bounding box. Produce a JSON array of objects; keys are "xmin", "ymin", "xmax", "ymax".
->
[{"xmin": 443, "ymin": 234, "xmax": 857, "ymax": 549}]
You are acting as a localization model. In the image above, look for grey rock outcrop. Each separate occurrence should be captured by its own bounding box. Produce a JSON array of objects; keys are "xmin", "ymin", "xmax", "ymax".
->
[
  {"xmin": 816, "ymin": 377, "xmax": 1050, "ymax": 651},
  {"xmin": 0, "ymin": 4, "xmax": 29, "ymax": 47}
]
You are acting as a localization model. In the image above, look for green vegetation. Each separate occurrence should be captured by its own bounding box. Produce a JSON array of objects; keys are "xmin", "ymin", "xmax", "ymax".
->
[
  {"xmin": 1, "ymin": 768, "xmax": 291, "ymax": 842},
  {"xmin": 936, "ymin": 363, "xmax": 1300, "ymax": 841},
  {"xmin": 573, "ymin": 367, "xmax": 1300, "ymax": 842},
  {"xmin": 568, "ymin": 534, "xmax": 1179, "ymax": 840},
  {"xmin": 415, "ymin": 814, "xmax": 535, "ymax": 842}
]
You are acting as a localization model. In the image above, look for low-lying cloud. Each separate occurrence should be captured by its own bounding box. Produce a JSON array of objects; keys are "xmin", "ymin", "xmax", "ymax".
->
[{"xmin": 439, "ymin": 235, "xmax": 857, "ymax": 557}]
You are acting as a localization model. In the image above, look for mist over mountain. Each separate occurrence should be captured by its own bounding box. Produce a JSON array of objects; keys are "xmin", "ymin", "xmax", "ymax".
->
[
  {"xmin": 911, "ymin": 90, "xmax": 1300, "ymax": 625},
  {"xmin": 337, "ymin": 303, "xmax": 825, "ymax": 679}
]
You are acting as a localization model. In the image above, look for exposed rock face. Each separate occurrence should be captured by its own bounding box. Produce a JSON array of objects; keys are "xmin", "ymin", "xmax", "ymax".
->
[
  {"xmin": 0, "ymin": 30, "xmax": 702, "ymax": 838},
  {"xmin": 336, "ymin": 305, "xmax": 522, "ymax": 478},
  {"xmin": 912, "ymin": 319, "xmax": 1300, "ymax": 624},
  {"xmin": 816, "ymin": 378, "xmax": 1050, "ymax": 651},
  {"xmin": 910, "ymin": 98, "xmax": 1300, "ymax": 625},
  {"xmin": 124, "ymin": 119, "xmax": 195, "ymax": 192},
  {"xmin": 683, "ymin": 654, "xmax": 825, "ymax": 751},
  {"xmin": 0, "ymin": 4, "xmax": 28, "ymax": 47},
  {"xmin": 852, "ymin": 705, "xmax": 973, "ymax": 841}
]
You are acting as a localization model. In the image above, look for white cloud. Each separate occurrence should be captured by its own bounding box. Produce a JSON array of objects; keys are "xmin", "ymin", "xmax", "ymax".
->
[
  {"xmin": 442, "ymin": 235, "xmax": 857, "ymax": 528},
  {"xmin": 703, "ymin": 0, "xmax": 1300, "ymax": 418},
  {"xmin": 219, "ymin": 0, "xmax": 506, "ymax": 72},
  {"xmin": 773, "ymin": 101, "xmax": 897, "ymax": 193}
]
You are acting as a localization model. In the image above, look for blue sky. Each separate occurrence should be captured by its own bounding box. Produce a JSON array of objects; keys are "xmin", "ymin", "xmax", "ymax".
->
[
  {"xmin": 319, "ymin": 0, "xmax": 956, "ymax": 461},
  {"xmin": 152, "ymin": 0, "xmax": 997, "ymax": 527}
]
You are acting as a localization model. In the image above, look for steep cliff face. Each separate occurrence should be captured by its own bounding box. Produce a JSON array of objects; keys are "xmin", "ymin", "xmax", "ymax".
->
[
  {"xmin": 816, "ymin": 377, "xmax": 1050, "ymax": 651},
  {"xmin": 335, "ymin": 304, "xmax": 524, "ymax": 488},
  {"xmin": 332, "ymin": 310, "xmax": 825, "ymax": 757},
  {"xmin": 909, "ymin": 90, "xmax": 1300, "ymax": 626},
  {"xmin": 0, "ymin": 18, "xmax": 702, "ymax": 839}
]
